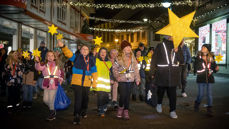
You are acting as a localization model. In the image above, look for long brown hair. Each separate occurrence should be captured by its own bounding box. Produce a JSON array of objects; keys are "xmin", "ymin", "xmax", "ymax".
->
[
  {"xmin": 117, "ymin": 48, "xmax": 136, "ymax": 68},
  {"xmin": 6, "ymin": 51, "xmax": 19, "ymax": 65},
  {"xmin": 44, "ymin": 50, "xmax": 60, "ymax": 67}
]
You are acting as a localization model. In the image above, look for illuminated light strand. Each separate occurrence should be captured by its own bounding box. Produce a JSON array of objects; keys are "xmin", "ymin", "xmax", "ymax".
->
[
  {"xmin": 69, "ymin": 1, "xmax": 193, "ymax": 9},
  {"xmin": 89, "ymin": 27, "xmax": 143, "ymax": 32},
  {"xmin": 89, "ymin": 17, "xmax": 146, "ymax": 24}
]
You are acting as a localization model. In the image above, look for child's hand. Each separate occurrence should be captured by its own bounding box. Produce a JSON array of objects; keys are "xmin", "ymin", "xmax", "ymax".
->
[
  {"xmin": 215, "ymin": 66, "xmax": 219, "ymax": 71},
  {"xmin": 35, "ymin": 56, "xmax": 40, "ymax": 63},
  {"xmin": 57, "ymin": 40, "xmax": 64, "ymax": 48}
]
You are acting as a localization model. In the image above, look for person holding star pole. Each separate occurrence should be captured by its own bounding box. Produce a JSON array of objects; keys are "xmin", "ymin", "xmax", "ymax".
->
[
  {"xmin": 35, "ymin": 50, "xmax": 63, "ymax": 121},
  {"xmin": 57, "ymin": 40, "xmax": 98, "ymax": 125},
  {"xmin": 194, "ymin": 44, "xmax": 219, "ymax": 117}
]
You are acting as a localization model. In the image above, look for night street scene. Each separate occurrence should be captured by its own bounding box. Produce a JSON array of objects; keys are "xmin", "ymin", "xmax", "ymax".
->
[{"xmin": 0, "ymin": 0, "xmax": 229, "ymax": 129}]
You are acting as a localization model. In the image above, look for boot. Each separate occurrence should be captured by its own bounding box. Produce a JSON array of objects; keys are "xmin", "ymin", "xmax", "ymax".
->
[
  {"xmin": 73, "ymin": 114, "xmax": 80, "ymax": 125},
  {"xmin": 46, "ymin": 110, "xmax": 56, "ymax": 121},
  {"xmin": 132, "ymin": 95, "xmax": 136, "ymax": 101},
  {"xmin": 207, "ymin": 106, "xmax": 213, "ymax": 117},
  {"xmin": 116, "ymin": 107, "xmax": 124, "ymax": 118},
  {"xmin": 123, "ymin": 109, "xmax": 129, "ymax": 120},
  {"xmin": 194, "ymin": 101, "xmax": 200, "ymax": 112}
]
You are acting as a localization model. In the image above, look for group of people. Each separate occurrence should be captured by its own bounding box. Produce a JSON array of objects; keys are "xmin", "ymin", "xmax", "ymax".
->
[{"xmin": 0, "ymin": 35, "xmax": 219, "ymax": 125}]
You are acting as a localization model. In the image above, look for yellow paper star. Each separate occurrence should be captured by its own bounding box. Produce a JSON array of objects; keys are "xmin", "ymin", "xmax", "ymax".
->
[
  {"xmin": 215, "ymin": 54, "xmax": 223, "ymax": 63},
  {"xmin": 138, "ymin": 56, "xmax": 144, "ymax": 62},
  {"xmin": 156, "ymin": 9, "xmax": 199, "ymax": 48},
  {"xmin": 32, "ymin": 48, "xmax": 41, "ymax": 57},
  {"xmin": 56, "ymin": 33, "xmax": 63, "ymax": 40},
  {"xmin": 93, "ymin": 36, "xmax": 103, "ymax": 46},
  {"xmin": 22, "ymin": 51, "xmax": 30, "ymax": 58},
  {"xmin": 48, "ymin": 24, "xmax": 58, "ymax": 35}
]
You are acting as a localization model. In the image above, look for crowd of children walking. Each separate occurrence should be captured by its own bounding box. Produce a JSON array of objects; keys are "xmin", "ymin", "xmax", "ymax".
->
[{"xmin": 0, "ymin": 36, "xmax": 219, "ymax": 125}]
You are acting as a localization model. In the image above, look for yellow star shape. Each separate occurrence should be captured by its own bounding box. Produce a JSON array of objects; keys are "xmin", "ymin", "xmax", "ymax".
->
[
  {"xmin": 56, "ymin": 33, "xmax": 63, "ymax": 40},
  {"xmin": 215, "ymin": 54, "xmax": 223, "ymax": 63},
  {"xmin": 156, "ymin": 9, "xmax": 199, "ymax": 48},
  {"xmin": 22, "ymin": 51, "xmax": 30, "ymax": 58},
  {"xmin": 138, "ymin": 56, "xmax": 144, "ymax": 62},
  {"xmin": 93, "ymin": 36, "xmax": 103, "ymax": 46},
  {"xmin": 48, "ymin": 24, "xmax": 58, "ymax": 35},
  {"xmin": 32, "ymin": 48, "xmax": 41, "ymax": 57}
]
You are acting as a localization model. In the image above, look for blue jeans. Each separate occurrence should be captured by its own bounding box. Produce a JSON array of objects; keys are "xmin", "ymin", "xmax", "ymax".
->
[
  {"xmin": 34, "ymin": 77, "xmax": 43, "ymax": 94},
  {"xmin": 23, "ymin": 85, "xmax": 33, "ymax": 102},
  {"xmin": 196, "ymin": 83, "xmax": 213, "ymax": 107}
]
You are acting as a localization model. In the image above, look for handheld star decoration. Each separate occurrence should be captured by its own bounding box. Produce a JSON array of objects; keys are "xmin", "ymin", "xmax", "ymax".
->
[
  {"xmin": 22, "ymin": 51, "xmax": 30, "ymax": 58},
  {"xmin": 138, "ymin": 56, "xmax": 144, "ymax": 62},
  {"xmin": 156, "ymin": 9, "xmax": 199, "ymax": 48},
  {"xmin": 32, "ymin": 48, "xmax": 41, "ymax": 58},
  {"xmin": 93, "ymin": 36, "xmax": 103, "ymax": 46},
  {"xmin": 56, "ymin": 33, "xmax": 63, "ymax": 40},
  {"xmin": 48, "ymin": 24, "xmax": 58, "ymax": 35},
  {"xmin": 215, "ymin": 54, "xmax": 223, "ymax": 63}
]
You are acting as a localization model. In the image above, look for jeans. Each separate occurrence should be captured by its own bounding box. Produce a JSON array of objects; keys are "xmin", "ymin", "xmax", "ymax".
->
[
  {"xmin": 23, "ymin": 85, "xmax": 33, "ymax": 102},
  {"xmin": 195, "ymin": 83, "xmax": 213, "ymax": 107},
  {"xmin": 132, "ymin": 78, "xmax": 145, "ymax": 97},
  {"xmin": 157, "ymin": 87, "xmax": 177, "ymax": 112},
  {"xmin": 181, "ymin": 64, "xmax": 188, "ymax": 93},
  {"xmin": 43, "ymin": 89, "xmax": 57, "ymax": 110},
  {"xmin": 34, "ymin": 77, "xmax": 43, "ymax": 94},
  {"xmin": 97, "ymin": 91, "xmax": 109, "ymax": 114},
  {"xmin": 73, "ymin": 86, "xmax": 90, "ymax": 116},
  {"xmin": 118, "ymin": 82, "xmax": 134, "ymax": 110}
]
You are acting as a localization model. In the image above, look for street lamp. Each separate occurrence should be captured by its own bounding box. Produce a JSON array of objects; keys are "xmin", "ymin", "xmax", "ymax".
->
[
  {"xmin": 115, "ymin": 39, "xmax": 119, "ymax": 43},
  {"xmin": 162, "ymin": 1, "xmax": 171, "ymax": 8}
]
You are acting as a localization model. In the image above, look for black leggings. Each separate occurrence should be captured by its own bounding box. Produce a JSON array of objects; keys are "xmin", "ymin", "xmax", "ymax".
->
[{"xmin": 118, "ymin": 82, "xmax": 134, "ymax": 110}]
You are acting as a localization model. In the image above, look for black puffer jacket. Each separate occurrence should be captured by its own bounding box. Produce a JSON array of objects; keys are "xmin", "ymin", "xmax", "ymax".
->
[
  {"xmin": 151, "ymin": 39, "xmax": 184, "ymax": 87},
  {"xmin": 194, "ymin": 53, "xmax": 218, "ymax": 83}
]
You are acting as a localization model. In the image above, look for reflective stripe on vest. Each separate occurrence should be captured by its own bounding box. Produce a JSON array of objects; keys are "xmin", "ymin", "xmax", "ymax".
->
[
  {"xmin": 157, "ymin": 42, "xmax": 179, "ymax": 67},
  {"xmin": 44, "ymin": 64, "xmax": 58, "ymax": 78}
]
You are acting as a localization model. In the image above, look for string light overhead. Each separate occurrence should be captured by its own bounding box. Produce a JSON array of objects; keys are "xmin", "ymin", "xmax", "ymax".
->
[
  {"xmin": 89, "ymin": 27, "xmax": 143, "ymax": 32},
  {"xmin": 69, "ymin": 0, "xmax": 193, "ymax": 10},
  {"xmin": 89, "ymin": 17, "xmax": 147, "ymax": 24}
]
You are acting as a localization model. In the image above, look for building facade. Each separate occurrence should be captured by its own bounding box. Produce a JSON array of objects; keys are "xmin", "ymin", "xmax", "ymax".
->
[{"xmin": 0, "ymin": 0, "xmax": 94, "ymax": 53}]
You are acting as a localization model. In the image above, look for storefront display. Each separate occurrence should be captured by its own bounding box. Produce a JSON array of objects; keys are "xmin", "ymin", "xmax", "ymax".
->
[{"xmin": 198, "ymin": 24, "xmax": 210, "ymax": 50}]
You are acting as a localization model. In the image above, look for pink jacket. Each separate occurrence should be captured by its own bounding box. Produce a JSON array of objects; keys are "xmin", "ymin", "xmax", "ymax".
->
[{"xmin": 35, "ymin": 61, "xmax": 63, "ymax": 90}]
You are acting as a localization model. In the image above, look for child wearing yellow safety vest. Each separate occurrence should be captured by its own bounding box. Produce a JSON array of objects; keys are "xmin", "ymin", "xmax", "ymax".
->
[{"xmin": 94, "ymin": 47, "xmax": 112, "ymax": 117}]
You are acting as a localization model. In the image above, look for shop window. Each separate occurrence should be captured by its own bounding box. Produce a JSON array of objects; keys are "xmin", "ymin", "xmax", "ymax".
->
[
  {"xmin": 131, "ymin": 33, "xmax": 134, "ymax": 42},
  {"xmin": 31, "ymin": 0, "xmax": 38, "ymax": 8},
  {"xmin": 57, "ymin": 0, "xmax": 66, "ymax": 23},
  {"xmin": 126, "ymin": 34, "xmax": 130, "ymax": 42},
  {"xmin": 137, "ymin": 32, "xmax": 140, "ymax": 42},
  {"xmin": 39, "ymin": 0, "xmax": 46, "ymax": 13},
  {"xmin": 142, "ymin": 31, "xmax": 146, "ymax": 40}
]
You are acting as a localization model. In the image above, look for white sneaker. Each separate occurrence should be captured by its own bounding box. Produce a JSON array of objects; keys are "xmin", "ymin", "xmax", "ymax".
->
[
  {"xmin": 156, "ymin": 104, "xmax": 162, "ymax": 113},
  {"xmin": 170, "ymin": 111, "xmax": 178, "ymax": 119},
  {"xmin": 182, "ymin": 92, "xmax": 187, "ymax": 98}
]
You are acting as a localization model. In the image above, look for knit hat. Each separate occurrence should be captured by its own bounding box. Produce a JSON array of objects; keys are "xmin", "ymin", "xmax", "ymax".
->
[
  {"xmin": 202, "ymin": 44, "xmax": 211, "ymax": 52},
  {"xmin": 121, "ymin": 40, "xmax": 131, "ymax": 50},
  {"xmin": 139, "ymin": 42, "xmax": 144, "ymax": 47}
]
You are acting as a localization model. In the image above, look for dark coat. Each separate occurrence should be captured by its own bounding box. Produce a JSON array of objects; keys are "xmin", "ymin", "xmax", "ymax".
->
[
  {"xmin": 194, "ymin": 53, "xmax": 218, "ymax": 83},
  {"xmin": 150, "ymin": 40, "xmax": 184, "ymax": 87}
]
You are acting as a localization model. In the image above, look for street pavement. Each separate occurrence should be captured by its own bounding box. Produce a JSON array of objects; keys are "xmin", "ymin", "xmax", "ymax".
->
[{"xmin": 1, "ymin": 74, "xmax": 229, "ymax": 129}]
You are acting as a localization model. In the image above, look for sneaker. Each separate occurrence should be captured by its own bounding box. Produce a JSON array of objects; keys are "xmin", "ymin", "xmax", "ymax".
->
[
  {"xmin": 73, "ymin": 115, "xmax": 80, "ymax": 125},
  {"xmin": 123, "ymin": 110, "xmax": 129, "ymax": 120},
  {"xmin": 156, "ymin": 104, "xmax": 162, "ymax": 113},
  {"xmin": 182, "ymin": 92, "xmax": 187, "ymax": 97},
  {"xmin": 170, "ymin": 111, "xmax": 178, "ymax": 119}
]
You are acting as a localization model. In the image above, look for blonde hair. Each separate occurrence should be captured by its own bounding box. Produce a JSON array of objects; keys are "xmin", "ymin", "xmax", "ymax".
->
[
  {"xmin": 6, "ymin": 51, "xmax": 19, "ymax": 65},
  {"xmin": 45, "ymin": 50, "xmax": 60, "ymax": 67},
  {"xmin": 117, "ymin": 48, "xmax": 135, "ymax": 68},
  {"xmin": 198, "ymin": 51, "xmax": 215, "ymax": 62}
]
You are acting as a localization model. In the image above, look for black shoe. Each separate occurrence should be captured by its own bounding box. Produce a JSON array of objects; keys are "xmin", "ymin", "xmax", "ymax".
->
[
  {"xmin": 46, "ymin": 110, "xmax": 56, "ymax": 121},
  {"xmin": 207, "ymin": 106, "xmax": 213, "ymax": 117},
  {"xmin": 73, "ymin": 115, "xmax": 80, "ymax": 125},
  {"xmin": 194, "ymin": 101, "xmax": 200, "ymax": 112},
  {"xmin": 139, "ymin": 95, "xmax": 144, "ymax": 102},
  {"xmin": 81, "ymin": 111, "xmax": 87, "ymax": 118}
]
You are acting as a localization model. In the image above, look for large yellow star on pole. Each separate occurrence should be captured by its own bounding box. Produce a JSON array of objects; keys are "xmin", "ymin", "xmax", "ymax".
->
[
  {"xmin": 56, "ymin": 33, "xmax": 63, "ymax": 40},
  {"xmin": 22, "ymin": 51, "xmax": 30, "ymax": 58},
  {"xmin": 215, "ymin": 54, "xmax": 223, "ymax": 63},
  {"xmin": 48, "ymin": 24, "xmax": 58, "ymax": 35},
  {"xmin": 93, "ymin": 36, "xmax": 103, "ymax": 46},
  {"xmin": 32, "ymin": 48, "xmax": 41, "ymax": 58},
  {"xmin": 156, "ymin": 9, "xmax": 199, "ymax": 48}
]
